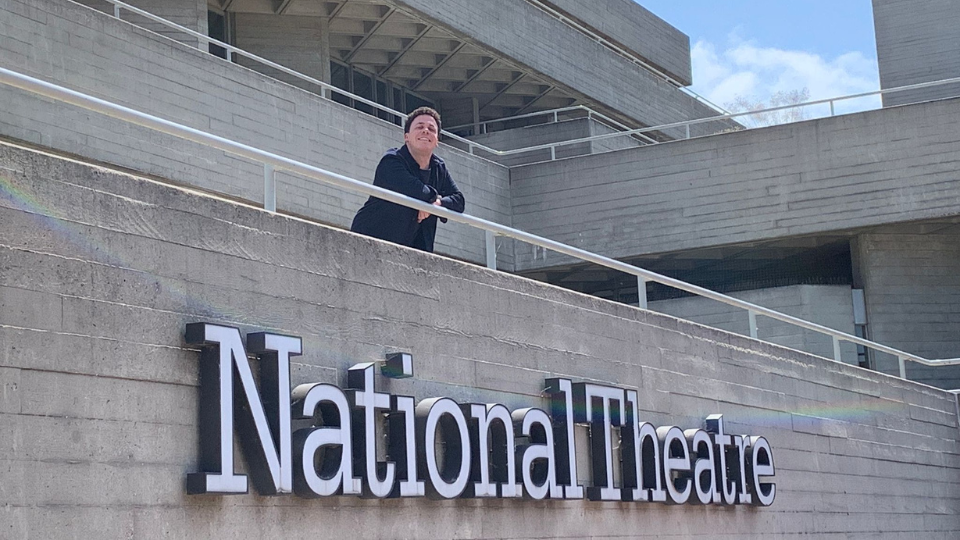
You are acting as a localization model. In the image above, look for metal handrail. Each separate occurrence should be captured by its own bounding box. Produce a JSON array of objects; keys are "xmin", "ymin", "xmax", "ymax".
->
[
  {"xmin": 102, "ymin": 0, "xmax": 664, "ymax": 156},
  {"xmin": 487, "ymin": 74, "xmax": 960, "ymax": 157},
  {"xmin": 4, "ymin": 66, "xmax": 959, "ymax": 380},
  {"xmin": 446, "ymin": 105, "xmax": 659, "ymax": 145},
  {"xmin": 97, "ymin": 0, "xmax": 960, "ymax": 165},
  {"xmin": 447, "ymin": 105, "xmax": 623, "ymax": 132},
  {"xmin": 439, "ymin": 73, "xmax": 960, "ymax": 159}
]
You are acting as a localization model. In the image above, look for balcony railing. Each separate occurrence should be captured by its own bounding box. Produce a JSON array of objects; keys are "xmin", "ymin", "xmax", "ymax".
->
[
  {"xmin": 3, "ymin": 65, "xmax": 958, "ymax": 386},
  {"xmin": 93, "ymin": 0, "xmax": 960, "ymax": 166}
]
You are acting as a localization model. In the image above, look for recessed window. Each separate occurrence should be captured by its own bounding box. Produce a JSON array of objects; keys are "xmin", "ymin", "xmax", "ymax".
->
[
  {"xmin": 405, "ymin": 92, "xmax": 432, "ymax": 113},
  {"xmin": 327, "ymin": 62, "xmax": 433, "ymax": 123},
  {"xmin": 352, "ymin": 70, "xmax": 374, "ymax": 114},
  {"xmin": 207, "ymin": 11, "xmax": 226, "ymax": 59},
  {"xmin": 330, "ymin": 62, "xmax": 351, "ymax": 106}
]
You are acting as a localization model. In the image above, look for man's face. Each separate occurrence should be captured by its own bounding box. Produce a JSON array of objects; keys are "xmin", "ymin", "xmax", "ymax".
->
[{"xmin": 404, "ymin": 114, "xmax": 439, "ymax": 155}]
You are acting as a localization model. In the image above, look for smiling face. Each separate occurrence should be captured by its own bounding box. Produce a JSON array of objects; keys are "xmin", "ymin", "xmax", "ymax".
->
[{"xmin": 403, "ymin": 114, "xmax": 439, "ymax": 158}]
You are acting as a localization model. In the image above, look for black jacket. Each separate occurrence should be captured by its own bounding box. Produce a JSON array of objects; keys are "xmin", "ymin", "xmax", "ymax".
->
[{"xmin": 350, "ymin": 145, "xmax": 465, "ymax": 252}]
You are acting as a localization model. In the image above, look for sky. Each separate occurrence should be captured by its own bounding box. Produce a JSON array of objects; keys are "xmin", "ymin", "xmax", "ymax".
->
[{"xmin": 638, "ymin": 0, "xmax": 881, "ymax": 115}]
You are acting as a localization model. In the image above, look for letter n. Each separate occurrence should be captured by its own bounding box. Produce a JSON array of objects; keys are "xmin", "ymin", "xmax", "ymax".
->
[{"xmin": 185, "ymin": 323, "xmax": 300, "ymax": 495}]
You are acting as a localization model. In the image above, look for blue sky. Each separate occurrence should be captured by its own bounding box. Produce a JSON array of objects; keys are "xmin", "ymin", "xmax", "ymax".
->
[{"xmin": 638, "ymin": 1, "xmax": 881, "ymax": 114}]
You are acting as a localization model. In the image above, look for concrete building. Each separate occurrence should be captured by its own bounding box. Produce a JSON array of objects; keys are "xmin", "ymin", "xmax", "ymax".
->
[
  {"xmin": 873, "ymin": 0, "xmax": 960, "ymax": 105},
  {"xmin": 2, "ymin": 0, "xmax": 960, "ymax": 537}
]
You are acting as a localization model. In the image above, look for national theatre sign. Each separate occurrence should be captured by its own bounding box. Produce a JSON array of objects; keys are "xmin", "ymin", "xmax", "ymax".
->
[{"xmin": 185, "ymin": 323, "xmax": 776, "ymax": 506}]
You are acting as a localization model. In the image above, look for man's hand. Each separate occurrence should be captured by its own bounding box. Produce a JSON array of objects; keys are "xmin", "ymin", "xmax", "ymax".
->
[{"xmin": 418, "ymin": 199, "xmax": 443, "ymax": 223}]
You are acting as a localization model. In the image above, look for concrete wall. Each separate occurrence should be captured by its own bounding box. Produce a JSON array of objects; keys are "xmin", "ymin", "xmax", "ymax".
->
[
  {"xmin": 542, "ymin": 0, "xmax": 692, "ymax": 85},
  {"xmin": 650, "ymin": 285, "xmax": 859, "ymax": 365},
  {"xmin": 511, "ymin": 97, "xmax": 960, "ymax": 271},
  {"xmin": 0, "ymin": 0, "xmax": 511, "ymax": 268},
  {"xmin": 394, "ymin": 0, "xmax": 719, "ymax": 131},
  {"xmin": 458, "ymin": 117, "xmax": 642, "ymax": 167},
  {"xmin": 856, "ymin": 222, "xmax": 960, "ymax": 388},
  {"xmin": 590, "ymin": 120, "xmax": 647, "ymax": 154},
  {"xmin": 74, "ymin": 0, "xmax": 208, "ymax": 47},
  {"xmin": 873, "ymin": 0, "xmax": 960, "ymax": 106},
  {"xmin": 3, "ymin": 139, "xmax": 960, "ymax": 538},
  {"xmin": 232, "ymin": 13, "xmax": 330, "ymax": 92}
]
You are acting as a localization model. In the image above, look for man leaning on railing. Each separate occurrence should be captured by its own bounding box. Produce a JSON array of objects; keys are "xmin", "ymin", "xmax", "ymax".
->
[{"xmin": 350, "ymin": 107, "xmax": 465, "ymax": 253}]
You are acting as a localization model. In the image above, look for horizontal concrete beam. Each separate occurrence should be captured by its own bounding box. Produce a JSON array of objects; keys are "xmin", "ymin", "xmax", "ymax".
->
[
  {"xmin": 543, "ymin": 0, "xmax": 692, "ymax": 85},
  {"xmin": 873, "ymin": 0, "xmax": 960, "ymax": 106},
  {"xmin": 393, "ymin": 0, "xmax": 716, "ymax": 128},
  {"xmin": 511, "ymin": 97, "xmax": 960, "ymax": 270}
]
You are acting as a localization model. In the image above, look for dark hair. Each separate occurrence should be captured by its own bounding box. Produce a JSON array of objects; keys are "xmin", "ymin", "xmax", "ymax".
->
[{"xmin": 404, "ymin": 107, "xmax": 441, "ymax": 133}]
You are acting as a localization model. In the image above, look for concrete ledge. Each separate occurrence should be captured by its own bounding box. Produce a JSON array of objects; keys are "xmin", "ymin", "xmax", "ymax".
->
[
  {"xmin": 0, "ymin": 0, "xmax": 512, "ymax": 268},
  {"xmin": 511, "ymin": 97, "xmax": 960, "ymax": 270},
  {"xmin": 2, "ymin": 139, "xmax": 960, "ymax": 537},
  {"xmin": 543, "ymin": 0, "xmax": 692, "ymax": 85}
]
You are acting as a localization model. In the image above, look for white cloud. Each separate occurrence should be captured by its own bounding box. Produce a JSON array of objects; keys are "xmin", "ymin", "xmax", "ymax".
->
[{"xmin": 690, "ymin": 38, "xmax": 881, "ymax": 117}]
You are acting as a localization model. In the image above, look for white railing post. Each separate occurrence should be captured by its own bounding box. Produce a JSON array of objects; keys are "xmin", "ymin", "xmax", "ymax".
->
[
  {"xmin": 829, "ymin": 100, "xmax": 836, "ymax": 116},
  {"xmin": 113, "ymin": 4, "xmax": 121, "ymax": 18},
  {"xmin": 553, "ymin": 111, "xmax": 558, "ymax": 123},
  {"xmin": 264, "ymin": 164, "xmax": 276, "ymax": 212},
  {"xmin": 833, "ymin": 337, "xmax": 842, "ymax": 362},
  {"xmin": 685, "ymin": 124, "xmax": 691, "ymax": 139},
  {"xmin": 637, "ymin": 277, "xmax": 648, "ymax": 310},
  {"xmin": 484, "ymin": 230, "xmax": 496, "ymax": 270},
  {"xmin": 550, "ymin": 146, "xmax": 556, "ymax": 160},
  {"xmin": 898, "ymin": 356, "xmax": 907, "ymax": 379},
  {"xmin": 226, "ymin": 48, "xmax": 233, "ymax": 63},
  {"xmin": 748, "ymin": 310, "xmax": 759, "ymax": 339}
]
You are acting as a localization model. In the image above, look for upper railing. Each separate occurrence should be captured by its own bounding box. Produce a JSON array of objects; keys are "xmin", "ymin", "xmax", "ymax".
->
[
  {"xmin": 445, "ymin": 105, "xmax": 660, "ymax": 152},
  {"xmin": 91, "ymin": 0, "xmax": 712, "ymax": 161},
  {"xmin": 95, "ymin": 0, "xmax": 503, "ymax": 158},
  {"xmin": 494, "ymin": 75, "xmax": 960, "ymax": 159},
  {"xmin": 448, "ymin": 105, "xmax": 637, "ymax": 138},
  {"xmin": 91, "ymin": 0, "xmax": 960, "ymax": 166},
  {"xmin": 3, "ymin": 65, "xmax": 959, "ymax": 385}
]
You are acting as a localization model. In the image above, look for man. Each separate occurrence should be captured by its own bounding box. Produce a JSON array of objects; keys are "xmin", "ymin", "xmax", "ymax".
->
[{"xmin": 350, "ymin": 107, "xmax": 465, "ymax": 253}]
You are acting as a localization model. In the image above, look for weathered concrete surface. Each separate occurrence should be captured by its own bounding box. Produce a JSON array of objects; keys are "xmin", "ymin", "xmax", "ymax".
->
[
  {"xmin": 231, "ymin": 12, "xmax": 331, "ymax": 93},
  {"xmin": 393, "ymin": 0, "xmax": 718, "ymax": 130},
  {"xmin": 456, "ymin": 118, "xmax": 642, "ymax": 167},
  {"xmin": 0, "ymin": 0, "xmax": 511, "ymax": 268},
  {"xmin": 650, "ymin": 285, "xmax": 859, "ymax": 365},
  {"xmin": 511, "ymin": 97, "xmax": 960, "ymax": 271},
  {"xmin": 2, "ymin": 140, "xmax": 960, "ymax": 538},
  {"xmin": 74, "ymin": 0, "xmax": 208, "ymax": 47},
  {"xmin": 855, "ymin": 222, "xmax": 960, "ymax": 388},
  {"xmin": 542, "ymin": 0, "xmax": 692, "ymax": 85},
  {"xmin": 873, "ymin": 0, "xmax": 960, "ymax": 106}
]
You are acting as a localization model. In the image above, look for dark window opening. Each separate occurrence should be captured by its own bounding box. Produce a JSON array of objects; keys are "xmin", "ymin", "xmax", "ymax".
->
[
  {"xmin": 330, "ymin": 62, "xmax": 351, "ymax": 107},
  {"xmin": 393, "ymin": 88, "xmax": 404, "ymax": 116},
  {"xmin": 405, "ymin": 91, "xmax": 432, "ymax": 113},
  {"xmin": 854, "ymin": 325, "xmax": 870, "ymax": 369},
  {"xmin": 376, "ymin": 80, "xmax": 392, "ymax": 121},
  {"xmin": 207, "ymin": 11, "xmax": 227, "ymax": 59},
  {"xmin": 530, "ymin": 240, "xmax": 857, "ymax": 308},
  {"xmin": 640, "ymin": 241, "xmax": 854, "ymax": 303},
  {"xmin": 327, "ymin": 62, "xmax": 434, "ymax": 123},
  {"xmin": 352, "ymin": 70, "xmax": 374, "ymax": 114}
]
